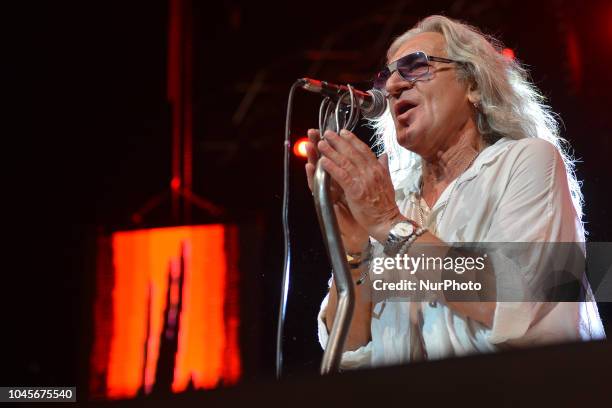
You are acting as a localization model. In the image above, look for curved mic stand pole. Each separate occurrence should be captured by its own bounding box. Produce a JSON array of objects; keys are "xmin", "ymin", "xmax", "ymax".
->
[{"xmin": 315, "ymin": 87, "xmax": 360, "ymax": 375}]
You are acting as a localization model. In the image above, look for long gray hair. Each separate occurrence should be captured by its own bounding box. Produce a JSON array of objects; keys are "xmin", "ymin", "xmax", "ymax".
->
[{"xmin": 369, "ymin": 15, "xmax": 584, "ymax": 228}]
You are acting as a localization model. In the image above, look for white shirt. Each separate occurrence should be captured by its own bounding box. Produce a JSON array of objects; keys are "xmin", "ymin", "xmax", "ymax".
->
[{"xmin": 317, "ymin": 136, "xmax": 606, "ymax": 369}]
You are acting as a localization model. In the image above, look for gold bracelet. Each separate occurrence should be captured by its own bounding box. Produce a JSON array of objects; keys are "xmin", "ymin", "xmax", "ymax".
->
[{"xmin": 346, "ymin": 242, "xmax": 372, "ymax": 269}]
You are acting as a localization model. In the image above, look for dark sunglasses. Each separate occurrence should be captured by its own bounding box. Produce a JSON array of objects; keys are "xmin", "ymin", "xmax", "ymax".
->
[{"xmin": 373, "ymin": 51, "xmax": 460, "ymax": 90}]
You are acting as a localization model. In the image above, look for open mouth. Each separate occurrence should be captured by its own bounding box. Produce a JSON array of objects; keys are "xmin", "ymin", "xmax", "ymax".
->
[{"xmin": 394, "ymin": 100, "xmax": 418, "ymax": 121}]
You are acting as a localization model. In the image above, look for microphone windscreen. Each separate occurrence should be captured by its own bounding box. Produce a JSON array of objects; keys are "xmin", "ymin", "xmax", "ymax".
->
[{"xmin": 363, "ymin": 89, "xmax": 388, "ymax": 119}]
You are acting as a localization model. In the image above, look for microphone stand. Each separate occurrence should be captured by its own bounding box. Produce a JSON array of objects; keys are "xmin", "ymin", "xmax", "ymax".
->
[
  {"xmin": 314, "ymin": 88, "xmax": 359, "ymax": 374},
  {"xmin": 278, "ymin": 82, "xmax": 377, "ymax": 377}
]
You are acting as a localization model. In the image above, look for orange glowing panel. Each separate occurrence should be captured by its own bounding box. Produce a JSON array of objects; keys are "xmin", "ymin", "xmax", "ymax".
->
[{"xmin": 93, "ymin": 225, "xmax": 240, "ymax": 400}]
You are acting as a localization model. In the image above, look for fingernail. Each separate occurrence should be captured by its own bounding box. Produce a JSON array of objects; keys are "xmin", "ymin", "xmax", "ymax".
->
[{"xmin": 340, "ymin": 129, "xmax": 349, "ymax": 136}]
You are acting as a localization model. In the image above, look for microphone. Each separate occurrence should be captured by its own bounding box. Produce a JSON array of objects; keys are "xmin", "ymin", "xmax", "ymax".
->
[{"xmin": 298, "ymin": 78, "xmax": 387, "ymax": 119}]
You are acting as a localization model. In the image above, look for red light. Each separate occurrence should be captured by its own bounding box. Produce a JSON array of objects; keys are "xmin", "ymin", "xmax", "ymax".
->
[
  {"xmin": 502, "ymin": 48, "xmax": 515, "ymax": 61},
  {"xmin": 170, "ymin": 176, "xmax": 181, "ymax": 191},
  {"xmin": 293, "ymin": 137, "xmax": 309, "ymax": 159}
]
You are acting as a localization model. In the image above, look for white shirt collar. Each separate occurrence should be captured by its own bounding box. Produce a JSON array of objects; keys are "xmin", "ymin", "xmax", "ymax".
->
[{"xmin": 394, "ymin": 136, "xmax": 516, "ymax": 202}]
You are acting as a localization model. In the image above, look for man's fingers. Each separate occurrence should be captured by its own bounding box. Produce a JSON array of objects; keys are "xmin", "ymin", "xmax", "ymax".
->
[
  {"xmin": 318, "ymin": 138, "xmax": 358, "ymax": 176},
  {"xmin": 319, "ymin": 156, "xmax": 352, "ymax": 192},
  {"xmin": 306, "ymin": 129, "xmax": 321, "ymax": 167},
  {"xmin": 323, "ymin": 130, "xmax": 366, "ymax": 167},
  {"xmin": 305, "ymin": 162, "xmax": 315, "ymax": 191},
  {"xmin": 378, "ymin": 153, "xmax": 391, "ymax": 177},
  {"xmin": 339, "ymin": 129, "xmax": 379, "ymax": 166},
  {"xmin": 304, "ymin": 141, "xmax": 318, "ymax": 165},
  {"xmin": 323, "ymin": 129, "xmax": 374, "ymax": 169},
  {"xmin": 307, "ymin": 128, "xmax": 320, "ymax": 144}
]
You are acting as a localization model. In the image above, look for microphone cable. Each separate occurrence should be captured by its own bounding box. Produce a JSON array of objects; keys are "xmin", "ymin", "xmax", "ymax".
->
[{"xmin": 276, "ymin": 80, "xmax": 302, "ymax": 379}]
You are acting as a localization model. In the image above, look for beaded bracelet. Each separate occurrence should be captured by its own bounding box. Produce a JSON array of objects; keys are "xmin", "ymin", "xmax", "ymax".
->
[
  {"xmin": 355, "ymin": 259, "xmax": 371, "ymax": 285},
  {"xmin": 397, "ymin": 227, "xmax": 428, "ymax": 257},
  {"xmin": 345, "ymin": 242, "xmax": 372, "ymax": 285}
]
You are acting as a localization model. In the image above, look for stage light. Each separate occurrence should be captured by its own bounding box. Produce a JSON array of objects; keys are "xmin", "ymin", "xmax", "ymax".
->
[
  {"xmin": 502, "ymin": 48, "xmax": 515, "ymax": 61},
  {"xmin": 170, "ymin": 176, "xmax": 181, "ymax": 191},
  {"xmin": 293, "ymin": 137, "xmax": 309, "ymax": 159}
]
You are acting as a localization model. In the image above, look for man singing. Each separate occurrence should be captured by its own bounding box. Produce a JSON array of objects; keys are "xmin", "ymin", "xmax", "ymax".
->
[{"xmin": 304, "ymin": 15, "xmax": 605, "ymax": 369}]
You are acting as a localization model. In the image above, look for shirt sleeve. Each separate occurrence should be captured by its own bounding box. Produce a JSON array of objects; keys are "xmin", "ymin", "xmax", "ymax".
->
[
  {"xmin": 482, "ymin": 138, "xmax": 599, "ymax": 344},
  {"xmin": 317, "ymin": 276, "xmax": 373, "ymax": 370}
]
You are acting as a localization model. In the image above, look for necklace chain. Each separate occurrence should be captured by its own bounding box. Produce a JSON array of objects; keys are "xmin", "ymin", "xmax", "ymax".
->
[{"xmin": 417, "ymin": 150, "xmax": 482, "ymax": 230}]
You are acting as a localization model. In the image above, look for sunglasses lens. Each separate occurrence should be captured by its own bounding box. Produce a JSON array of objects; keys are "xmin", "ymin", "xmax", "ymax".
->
[
  {"xmin": 398, "ymin": 53, "xmax": 429, "ymax": 81},
  {"xmin": 373, "ymin": 69, "xmax": 389, "ymax": 90},
  {"xmin": 373, "ymin": 52, "xmax": 432, "ymax": 89}
]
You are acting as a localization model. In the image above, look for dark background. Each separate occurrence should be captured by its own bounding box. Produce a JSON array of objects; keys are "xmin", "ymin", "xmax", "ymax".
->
[{"xmin": 3, "ymin": 0, "xmax": 612, "ymax": 398}]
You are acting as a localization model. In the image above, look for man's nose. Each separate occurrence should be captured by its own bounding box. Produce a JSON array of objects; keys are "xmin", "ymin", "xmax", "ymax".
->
[{"xmin": 385, "ymin": 71, "xmax": 414, "ymax": 96}]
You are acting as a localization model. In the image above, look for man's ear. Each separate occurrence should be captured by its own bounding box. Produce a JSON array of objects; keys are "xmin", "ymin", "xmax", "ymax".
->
[{"xmin": 467, "ymin": 81, "xmax": 481, "ymax": 106}]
